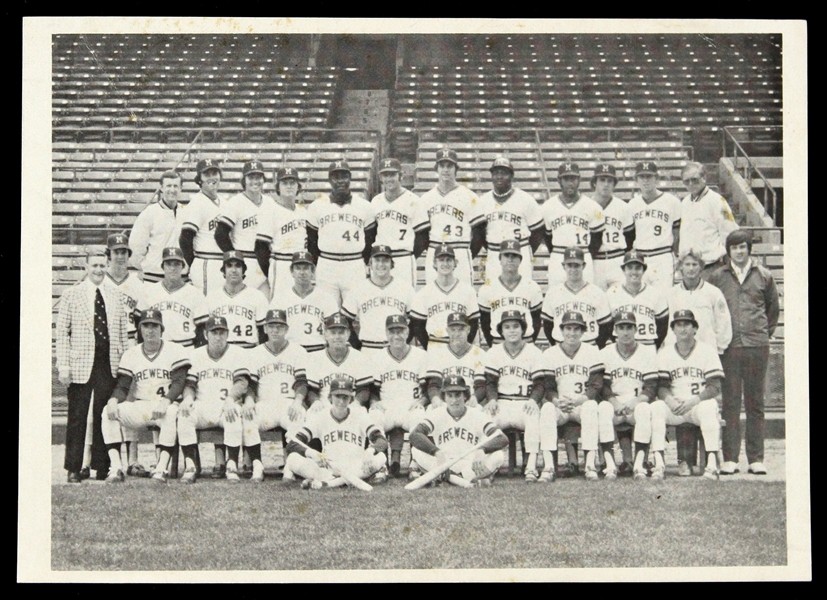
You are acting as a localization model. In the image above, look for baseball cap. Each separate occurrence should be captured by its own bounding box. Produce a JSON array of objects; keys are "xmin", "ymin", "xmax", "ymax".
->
[
  {"xmin": 205, "ymin": 315, "xmax": 229, "ymax": 331},
  {"xmin": 139, "ymin": 309, "xmax": 164, "ymax": 326},
  {"xmin": 636, "ymin": 161, "xmax": 658, "ymax": 175},
  {"xmin": 559, "ymin": 311, "xmax": 587, "ymax": 330},
  {"xmin": 622, "ymin": 250, "xmax": 647, "ymax": 268},
  {"xmin": 161, "ymin": 247, "xmax": 186, "ymax": 264},
  {"xmin": 435, "ymin": 147, "xmax": 459, "ymax": 167},
  {"xmin": 242, "ymin": 160, "xmax": 266, "ymax": 177},
  {"xmin": 370, "ymin": 244, "xmax": 393, "ymax": 259},
  {"xmin": 591, "ymin": 163, "xmax": 618, "ymax": 182},
  {"xmin": 196, "ymin": 158, "xmax": 222, "ymax": 175},
  {"xmin": 378, "ymin": 158, "xmax": 402, "ymax": 174},
  {"xmin": 442, "ymin": 374, "xmax": 469, "ymax": 393},
  {"xmin": 500, "ymin": 239, "xmax": 522, "ymax": 256},
  {"xmin": 499, "ymin": 310, "xmax": 526, "ymax": 327},
  {"xmin": 222, "ymin": 250, "xmax": 245, "ymax": 265},
  {"xmin": 291, "ymin": 251, "xmax": 315, "ymax": 266},
  {"xmin": 264, "ymin": 309, "xmax": 288, "ymax": 326},
  {"xmin": 613, "ymin": 311, "xmax": 637, "ymax": 326},
  {"xmin": 328, "ymin": 160, "xmax": 351, "ymax": 175},
  {"xmin": 446, "ymin": 312, "xmax": 469, "ymax": 327},
  {"xmin": 329, "ymin": 376, "xmax": 355, "ymax": 396},
  {"xmin": 276, "ymin": 167, "xmax": 300, "ymax": 181},
  {"xmin": 562, "ymin": 246, "xmax": 586, "ymax": 264},
  {"xmin": 558, "ymin": 162, "xmax": 580, "ymax": 178},
  {"xmin": 490, "ymin": 156, "xmax": 514, "ymax": 173},
  {"xmin": 386, "ymin": 314, "xmax": 408, "ymax": 329},
  {"xmin": 434, "ymin": 244, "xmax": 456, "ymax": 259},
  {"xmin": 671, "ymin": 309, "xmax": 699, "ymax": 328},
  {"xmin": 106, "ymin": 233, "xmax": 129, "ymax": 251},
  {"xmin": 324, "ymin": 313, "xmax": 350, "ymax": 330}
]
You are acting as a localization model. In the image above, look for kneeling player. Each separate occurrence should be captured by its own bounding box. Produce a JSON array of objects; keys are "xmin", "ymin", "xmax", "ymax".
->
[
  {"xmin": 599, "ymin": 311, "xmax": 659, "ymax": 480},
  {"xmin": 409, "ymin": 375, "xmax": 509, "ymax": 488},
  {"xmin": 652, "ymin": 309, "xmax": 724, "ymax": 480},
  {"xmin": 285, "ymin": 377, "xmax": 389, "ymax": 489}
]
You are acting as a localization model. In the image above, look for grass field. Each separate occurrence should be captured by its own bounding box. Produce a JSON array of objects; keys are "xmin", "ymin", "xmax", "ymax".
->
[{"xmin": 52, "ymin": 476, "xmax": 787, "ymax": 572}]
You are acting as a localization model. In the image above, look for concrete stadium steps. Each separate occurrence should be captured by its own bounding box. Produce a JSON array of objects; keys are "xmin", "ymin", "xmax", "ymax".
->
[{"xmin": 333, "ymin": 90, "xmax": 390, "ymax": 135}]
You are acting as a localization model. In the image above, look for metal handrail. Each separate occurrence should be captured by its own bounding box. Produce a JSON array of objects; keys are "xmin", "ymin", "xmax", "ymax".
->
[
  {"xmin": 721, "ymin": 126, "xmax": 778, "ymax": 225},
  {"xmin": 533, "ymin": 129, "xmax": 551, "ymax": 203}
]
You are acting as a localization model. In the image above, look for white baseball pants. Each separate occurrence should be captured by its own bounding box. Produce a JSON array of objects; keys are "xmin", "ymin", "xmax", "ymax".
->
[
  {"xmin": 101, "ymin": 400, "xmax": 178, "ymax": 447},
  {"xmin": 177, "ymin": 399, "xmax": 243, "ymax": 447},
  {"xmin": 491, "ymin": 400, "xmax": 540, "ymax": 453},
  {"xmin": 370, "ymin": 403, "xmax": 425, "ymax": 432},
  {"xmin": 285, "ymin": 448, "xmax": 385, "ymax": 483},
  {"xmin": 597, "ymin": 400, "xmax": 652, "ymax": 444},
  {"xmin": 539, "ymin": 399, "xmax": 600, "ymax": 451},
  {"xmin": 243, "ymin": 398, "xmax": 306, "ymax": 446},
  {"xmin": 650, "ymin": 399, "xmax": 720, "ymax": 453},
  {"xmin": 410, "ymin": 447, "xmax": 504, "ymax": 482}
]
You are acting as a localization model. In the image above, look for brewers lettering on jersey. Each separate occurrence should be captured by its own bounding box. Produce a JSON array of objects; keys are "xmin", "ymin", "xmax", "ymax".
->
[
  {"xmin": 205, "ymin": 285, "xmax": 268, "ymax": 348},
  {"xmin": 138, "ymin": 281, "xmax": 208, "ymax": 347}
]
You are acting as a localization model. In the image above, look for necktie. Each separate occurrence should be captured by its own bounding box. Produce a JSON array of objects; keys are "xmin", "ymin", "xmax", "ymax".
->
[{"xmin": 94, "ymin": 287, "xmax": 109, "ymax": 346}]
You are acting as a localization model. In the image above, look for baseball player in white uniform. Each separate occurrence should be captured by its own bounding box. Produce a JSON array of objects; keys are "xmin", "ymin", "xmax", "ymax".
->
[
  {"xmin": 214, "ymin": 160, "xmax": 272, "ymax": 294},
  {"xmin": 341, "ymin": 244, "xmax": 415, "ymax": 355},
  {"xmin": 176, "ymin": 316, "xmax": 249, "ymax": 484},
  {"xmin": 541, "ymin": 247, "xmax": 613, "ymax": 348},
  {"xmin": 481, "ymin": 311, "xmax": 545, "ymax": 482},
  {"xmin": 205, "ymin": 250, "xmax": 268, "ymax": 348},
  {"xmin": 606, "ymin": 250, "xmax": 670, "ymax": 348},
  {"xmin": 370, "ymin": 314, "xmax": 428, "ymax": 477},
  {"xmin": 255, "ymin": 166, "xmax": 309, "ymax": 300},
  {"xmin": 538, "ymin": 311, "xmax": 606, "ymax": 481},
  {"xmin": 409, "ymin": 375, "xmax": 509, "ymax": 488},
  {"xmin": 590, "ymin": 163, "xmax": 635, "ymax": 291},
  {"xmin": 275, "ymin": 251, "xmax": 339, "ymax": 354},
  {"xmin": 477, "ymin": 239, "xmax": 544, "ymax": 347},
  {"xmin": 243, "ymin": 309, "xmax": 311, "ymax": 482},
  {"xmin": 129, "ymin": 171, "xmax": 184, "ymax": 283},
  {"xmin": 652, "ymin": 309, "xmax": 725, "ymax": 480},
  {"xmin": 306, "ymin": 160, "xmax": 377, "ymax": 308},
  {"xmin": 413, "ymin": 148, "xmax": 485, "ymax": 287},
  {"xmin": 179, "ymin": 158, "xmax": 226, "ymax": 296},
  {"xmin": 478, "ymin": 157, "xmax": 544, "ymax": 284},
  {"xmin": 599, "ymin": 311, "xmax": 660, "ymax": 480},
  {"xmin": 371, "ymin": 158, "xmax": 427, "ymax": 289},
  {"xmin": 409, "ymin": 243, "xmax": 480, "ymax": 349},
  {"xmin": 628, "ymin": 161, "xmax": 682, "ymax": 290},
  {"xmin": 103, "ymin": 233, "xmax": 143, "ymax": 343},
  {"xmin": 137, "ymin": 247, "xmax": 209, "ymax": 347},
  {"xmin": 542, "ymin": 162, "xmax": 605, "ymax": 287},
  {"xmin": 101, "ymin": 309, "xmax": 191, "ymax": 483},
  {"xmin": 285, "ymin": 376, "xmax": 389, "ymax": 489}
]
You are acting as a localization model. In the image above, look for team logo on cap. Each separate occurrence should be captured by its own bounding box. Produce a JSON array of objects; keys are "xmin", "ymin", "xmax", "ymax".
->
[
  {"xmin": 447, "ymin": 312, "xmax": 469, "ymax": 326},
  {"xmin": 500, "ymin": 310, "xmax": 525, "ymax": 324},
  {"xmin": 325, "ymin": 313, "xmax": 349, "ymax": 329},
  {"xmin": 277, "ymin": 167, "xmax": 299, "ymax": 180},
  {"xmin": 291, "ymin": 251, "xmax": 315, "ymax": 266},
  {"xmin": 371, "ymin": 245, "xmax": 393, "ymax": 258},
  {"xmin": 139, "ymin": 309, "xmax": 164, "ymax": 325},
  {"xmin": 672, "ymin": 309, "xmax": 698, "ymax": 324},
  {"xmin": 593, "ymin": 163, "xmax": 617, "ymax": 179},
  {"xmin": 563, "ymin": 246, "xmax": 586, "ymax": 262},
  {"xmin": 622, "ymin": 250, "xmax": 646, "ymax": 267},
  {"xmin": 636, "ymin": 161, "xmax": 658, "ymax": 174},
  {"xmin": 558, "ymin": 162, "xmax": 580, "ymax": 176},
  {"xmin": 434, "ymin": 243, "xmax": 455, "ymax": 258},
  {"xmin": 162, "ymin": 247, "xmax": 186, "ymax": 263},
  {"xmin": 265, "ymin": 309, "xmax": 288, "ymax": 325},
  {"xmin": 329, "ymin": 160, "xmax": 350, "ymax": 173},
  {"xmin": 500, "ymin": 239, "xmax": 522, "ymax": 254},
  {"xmin": 560, "ymin": 311, "xmax": 587, "ymax": 329},
  {"xmin": 490, "ymin": 156, "xmax": 514, "ymax": 171},
  {"xmin": 223, "ymin": 250, "xmax": 245, "ymax": 263},
  {"xmin": 243, "ymin": 160, "xmax": 265, "ymax": 175},
  {"xmin": 205, "ymin": 315, "xmax": 229, "ymax": 331},
  {"xmin": 197, "ymin": 158, "xmax": 221, "ymax": 172},
  {"xmin": 329, "ymin": 376, "xmax": 355, "ymax": 395},
  {"xmin": 613, "ymin": 311, "xmax": 637, "ymax": 325},
  {"xmin": 107, "ymin": 233, "xmax": 129, "ymax": 249},
  {"xmin": 379, "ymin": 158, "xmax": 401, "ymax": 173},
  {"xmin": 386, "ymin": 314, "xmax": 408, "ymax": 328},
  {"xmin": 442, "ymin": 375, "xmax": 468, "ymax": 390}
]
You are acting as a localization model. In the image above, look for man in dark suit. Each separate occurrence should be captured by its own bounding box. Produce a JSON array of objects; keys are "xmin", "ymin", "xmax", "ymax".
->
[{"xmin": 56, "ymin": 249, "xmax": 130, "ymax": 483}]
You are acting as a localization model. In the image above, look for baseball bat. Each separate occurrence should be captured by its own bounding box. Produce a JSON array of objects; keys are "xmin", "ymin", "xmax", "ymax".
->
[
  {"xmin": 293, "ymin": 438, "xmax": 373, "ymax": 492},
  {"xmin": 405, "ymin": 434, "xmax": 500, "ymax": 491}
]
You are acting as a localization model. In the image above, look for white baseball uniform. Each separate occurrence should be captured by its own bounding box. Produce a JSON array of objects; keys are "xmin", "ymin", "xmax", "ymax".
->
[
  {"xmin": 128, "ymin": 199, "xmax": 183, "ymax": 281},
  {"xmin": 371, "ymin": 345, "xmax": 427, "ymax": 432},
  {"xmin": 592, "ymin": 196, "xmax": 634, "ymax": 291},
  {"xmin": 423, "ymin": 342, "xmax": 487, "ymax": 408},
  {"xmin": 477, "ymin": 275, "xmax": 543, "ymax": 344},
  {"xmin": 273, "ymin": 285, "xmax": 340, "ymax": 353},
  {"xmin": 542, "ymin": 194, "xmax": 605, "ymax": 286},
  {"xmin": 137, "ymin": 281, "xmax": 208, "ymax": 347},
  {"xmin": 478, "ymin": 187, "xmax": 543, "ymax": 283},
  {"xmin": 371, "ymin": 188, "xmax": 425, "ymax": 289},
  {"xmin": 217, "ymin": 192, "xmax": 273, "ymax": 289},
  {"xmin": 306, "ymin": 347, "xmax": 373, "ymax": 409},
  {"xmin": 665, "ymin": 279, "xmax": 733, "ymax": 354},
  {"xmin": 179, "ymin": 190, "xmax": 226, "ymax": 295},
  {"xmin": 599, "ymin": 342, "xmax": 659, "ymax": 445},
  {"xmin": 256, "ymin": 200, "xmax": 309, "ymax": 297},
  {"xmin": 204, "ymin": 285, "xmax": 268, "ymax": 348},
  {"xmin": 409, "ymin": 279, "xmax": 480, "ymax": 346},
  {"xmin": 629, "ymin": 192, "xmax": 682, "ymax": 290},
  {"xmin": 103, "ymin": 271, "xmax": 143, "ymax": 342},
  {"xmin": 540, "ymin": 281, "xmax": 612, "ymax": 345},
  {"xmin": 605, "ymin": 283, "xmax": 669, "ymax": 346},
  {"xmin": 341, "ymin": 276, "xmax": 415, "ymax": 352}
]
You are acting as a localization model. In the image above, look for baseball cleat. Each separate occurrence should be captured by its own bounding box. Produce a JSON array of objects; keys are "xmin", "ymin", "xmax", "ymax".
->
[
  {"xmin": 251, "ymin": 463, "xmax": 265, "ymax": 483},
  {"xmin": 651, "ymin": 467, "xmax": 665, "ymax": 481},
  {"xmin": 524, "ymin": 470, "xmax": 539, "ymax": 483},
  {"xmin": 538, "ymin": 470, "xmax": 555, "ymax": 483},
  {"xmin": 301, "ymin": 478, "xmax": 325, "ymax": 490},
  {"xmin": 748, "ymin": 462, "xmax": 767, "ymax": 475},
  {"xmin": 557, "ymin": 463, "xmax": 579, "ymax": 478},
  {"xmin": 408, "ymin": 467, "xmax": 423, "ymax": 481},
  {"xmin": 127, "ymin": 463, "xmax": 151, "ymax": 478},
  {"xmin": 181, "ymin": 468, "xmax": 198, "ymax": 484},
  {"xmin": 78, "ymin": 466, "xmax": 91, "ymax": 481},
  {"xmin": 678, "ymin": 460, "xmax": 692, "ymax": 477},
  {"xmin": 719, "ymin": 461, "xmax": 739, "ymax": 475},
  {"xmin": 211, "ymin": 464, "xmax": 227, "ymax": 480},
  {"xmin": 703, "ymin": 467, "xmax": 720, "ymax": 481},
  {"xmin": 585, "ymin": 468, "xmax": 599, "ymax": 481},
  {"xmin": 633, "ymin": 468, "xmax": 648, "ymax": 481},
  {"xmin": 616, "ymin": 461, "xmax": 633, "ymax": 477},
  {"xmin": 241, "ymin": 464, "xmax": 253, "ymax": 479},
  {"xmin": 105, "ymin": 469, "xmax": 125, "ymax": 484},
  {"xmin": 369, "ymin": 466, "xmax": 389, "ymax": 484},
  {"xmin": 389, "ymin": 461, "xmax": 401, "ymax": 478},
  {"xmin": 643, "ymin": 461, "xmax": 655, "ymax": 477},
  {"xmin": 604, "ymin": 467, "xmax": 618, "ymax": 481},
  {"xmin": 475, "ymin": 475, "xmax": 493, "ymax": 488},
  {"xmin": 226, "ymin": 469, "xmax": 241, "ymax": 483},
  {"xmin": 150, "ymin": 470, "xmax": 168, "ymax": 484},
  {"xmin": 281, "ymin": 465, "xmax": 295, "ymax": 482},
  {"xmin": 95, "ymin": 469, "xmax": 109, "ymax": 481}
]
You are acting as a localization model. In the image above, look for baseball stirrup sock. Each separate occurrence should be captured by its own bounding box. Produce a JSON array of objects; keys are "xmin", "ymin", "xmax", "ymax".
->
[
  {"xmin": 246, "ymin": 444, "xmax": 262, "ymax": 463},
  {"xmin": 226, "ymin": 446, "xmax": 240, "ymax": 463}
]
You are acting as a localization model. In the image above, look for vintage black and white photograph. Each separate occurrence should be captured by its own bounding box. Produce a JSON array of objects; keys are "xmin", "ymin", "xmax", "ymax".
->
[{"xmin": 20, "ymin": 18, "xmax": 809, "ymax": 582}]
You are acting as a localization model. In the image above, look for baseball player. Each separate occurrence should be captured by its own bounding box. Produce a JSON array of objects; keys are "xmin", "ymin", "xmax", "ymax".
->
[
  {"xmin": 371, "ymin": 158, "xmax": 427, "ymax": 289},
  {"xmin": 204, "ymin": 250, "xmax": 268, "ymax": 348},
  {"xmin": 628, "ymin": 161, "xmax": 682, "ymax": 290},
  {"xmin": 541, "ymin": 247, "xmax": 613, "ymax": 348},
  {"xmin": 284, "ymin": 376, "xmax": 389, "ymax": 489},
  {"xmin": 599, "ymin": 311, "xmax": 660, "ymax": 480},
  {"xmin": 276, "ymin": 251, "xmax": 339, "ymax": 354},
  {"xmin": 255, "ymin": 166, "xmax": 309, "ymax": 300},
  {"xmin": 370, "ymin": 314, "xmax": 428, "ymax": 476},
  {"xmin": 214, "ymin": 160, "xmax": 272, "ymax": 294},
  {"xmin": 409, "ymin": 243, "xmax": 480, "ymax": 349},
  {"xmin": 477, "ymin": 240, "xmax": 543, "ymax": 347},
  {"xmin": 538, "ymin": 311, "xmax": 606, "ymax": 481},
  {"xmin": 243, "ymin": 309, "xmax": 311, "ymax": 482},
  {"xmin": 481, "ymin": 311, "xmax": 545, "ymax": 482},
  {"xmin": 542, "ymin": 162, "xmax": 605, "ymax": 287},
  {"xmin": 605, "ymin": 251, "xmax": 669, "ymax": 348},
  {"xmin": 422, "ymin": 312, "xmax": 488, "ymax": 414},
  {"xmin": 136, "ymin": 247, "xmax": 208, "ymax": 347},
  {"xmin": 477, "ymin": 156, "xmax": 544, "ymax": 283},
  {"xmin": 102, "ymin": 233, "xmax": 143, "ymax": 342},
  {"xmin": 651, "ymin": 309, "xmax": 725, "ymax": 480},
  {"xmin": 179, "ymin": 158, "xmax": 226, "ymax": 296},
  {"xmin": 129, "ymin": 171, "xmax": 184, "ymax": 283},
  {"xmin": 100, "ymin": 309, "xmax": 191, "ymax": 483},
  {"xmin": 306, "ymin": 313, "xmax": 373, "ymax": 411},
  {"xmin": 176, "ymin": 315, "xmax": 249, "ymax": 484},
  {"xmin": 590, "ymin": 163, "xmax": 635, "ymax": 291},
  {"xmin": 413, "ymin": 147, "xmax": 485, "ymax": 287},
  {"xmin": 341, "ymin": 244, "xmax": 415, "ymax": 354},
  {"xmin": 409, "ymin": 375, "xmax": 509, "ymax": 488},
  {"xmin": 305, "ymin": 160, "xmax": 377, "ymax": 308}
]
